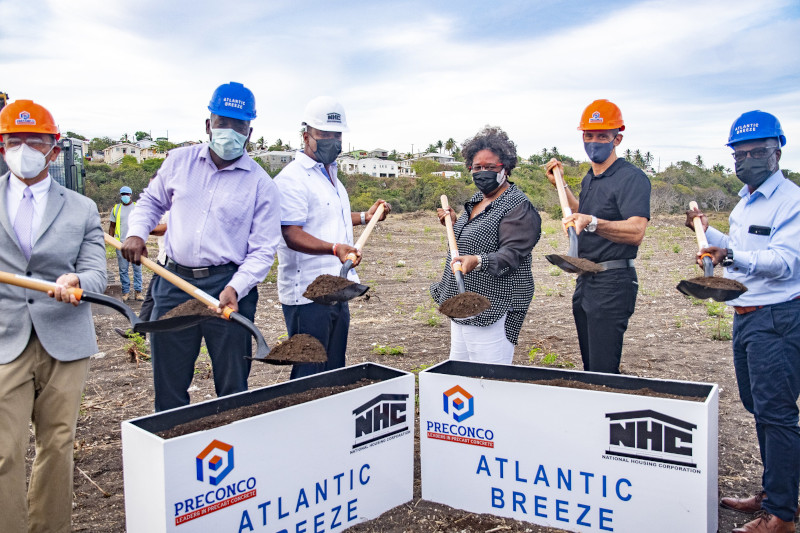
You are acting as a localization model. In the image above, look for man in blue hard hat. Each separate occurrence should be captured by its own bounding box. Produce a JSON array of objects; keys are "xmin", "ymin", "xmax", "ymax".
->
[
  {"xmin": 108, "ymin": 185, "xmax": 142, "ymax": 300},
  {"xmin": 687, "ymin": 111, "xmax": 800, "ymax": 533},
  {"xmin": 121, "ymin": 82, "xmax": 281, "ymax": 411}
]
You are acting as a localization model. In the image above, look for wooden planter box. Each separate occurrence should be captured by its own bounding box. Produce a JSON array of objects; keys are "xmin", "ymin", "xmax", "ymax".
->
[
  {"xmin": 122, "ymin": 363, "xmax": 415, "ymax": 532},
  {"xmin": 419, "ymin": 361, "xmax": 718, "ymax": 533}
]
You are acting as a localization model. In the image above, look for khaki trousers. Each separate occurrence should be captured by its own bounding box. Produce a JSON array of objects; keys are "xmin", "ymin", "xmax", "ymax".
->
[{"xmin": 0, "ymin": 331, "xmax": 90, "ymax": 533}]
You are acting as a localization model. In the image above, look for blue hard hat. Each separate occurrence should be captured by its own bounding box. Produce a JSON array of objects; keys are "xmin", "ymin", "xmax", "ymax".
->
[
  {"xmin": 120, "ymin": 186, "xmax": 132, "ymax": 194},
  {"xmin": 208, "ymin": 82, "xmax": 256, "ymax": 121},
  {"xmin": 727, "ymin": 110, "xmax": 786, "ymax": 147}
]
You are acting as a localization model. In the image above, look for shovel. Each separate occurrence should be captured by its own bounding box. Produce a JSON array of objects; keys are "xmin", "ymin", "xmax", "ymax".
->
[
  {"xmin": 0, "ymin": 270, "xmax": 141, "ymax": 327},
  {"xmin": 544, "ymin": 165, "xmax": 602, "ymax": 275},
  {"xmin": 304, "ymin": 203, "xmax": 384, "ymax": 305},
  {"xmin": 104, "ymin": 234, "xmax": 270, "ymax": 359},
  {"xmin": 437, "ymin": 195, "xmax": 490, "ymax": 319},
  {"xmin": 676, "ymin": 201, "xmax": 747, "ymax": 302}
]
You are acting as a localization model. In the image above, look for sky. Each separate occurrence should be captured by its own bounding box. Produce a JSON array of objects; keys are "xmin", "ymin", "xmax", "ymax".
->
[{"xmin": 2, "ymin": 0, "xmax": 799, "ymax": 171}]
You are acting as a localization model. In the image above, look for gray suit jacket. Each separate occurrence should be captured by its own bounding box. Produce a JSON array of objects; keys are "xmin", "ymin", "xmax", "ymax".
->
[{"xmin": 0, "ymin": 173, "xmax": 107, "ymax": 363}]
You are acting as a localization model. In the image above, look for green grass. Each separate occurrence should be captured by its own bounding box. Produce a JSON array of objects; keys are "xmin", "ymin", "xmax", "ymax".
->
[
  {"xmin": 371, "ymin": 344, "xmax": 405, "ymax": 355},
  {"xmin": 413, "ymin": 301, "xmax": 441, "ymax": 327}
]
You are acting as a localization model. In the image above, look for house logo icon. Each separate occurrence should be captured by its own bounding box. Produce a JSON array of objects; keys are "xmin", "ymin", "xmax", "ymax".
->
[
  {"xmin": 443, "ymin": 385, "xmax": 474, "ymax": 423},
  {"xmin": 327, "ymin": 112, "xmax": 342, "ymax": 123},
  {"xmin": 589, "ymin": 111, "xmax": 603, "ymax": 123},
  {"xmin": 606, "ymin": 410, "xmax": 697, "ymax": 467},
  {"xmin": 15, "ymin": 111, "xmax": 36, "ymax": 126},
  {"xmin": 196, "ymin": 439, "xmax": 234, "ymax": 486}
]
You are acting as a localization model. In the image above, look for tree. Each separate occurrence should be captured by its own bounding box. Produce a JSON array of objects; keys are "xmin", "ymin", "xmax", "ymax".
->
[
  {"xmin": 268, "ymin": 138, "xmax": 289, "ymax": 151},
  {"xmin": 624, "ymin": 149, "xmax": 632, "ymax": 161},
  {"xmin": 135, "ymin": 131, "xmax": 151, "ymax": 142},
  {"xmin": 88, "ymin": 136, "xmax": 115, "ymax": 154},
  {"xmin": 445, "ymin": 138, "xmax": 456, "ymax": 154},
  {"xmin": 644, "ymin": 151, "xmax": 654, "ymax": 169},
  {"xmin": 436, "ymin": 140, "xmax": 444, "ymax": 153},
  {"xmin": 156, "ymin": 139, "xmax": 177, "ymax": 153},
  {"xmin": 256, "ymin": 136, "xmax": 265, "ymax": 150},
  {"xmin": 65, "ymin": 131, "xmax": 87, "ymax": 141},
  {"xmin": 120, "ymin": 133, "xmax": 130, "ymax": 143},
  {"xmin": 695, "ymin": 155, "xmax": 704, "ymax": 167},
  {"xmin": 426, "ymin": 143, "xmax": 438, "ymax": 154},
  {"xmin": 388, "ymin": 149, "xmax": 399, "ymax": 161}
]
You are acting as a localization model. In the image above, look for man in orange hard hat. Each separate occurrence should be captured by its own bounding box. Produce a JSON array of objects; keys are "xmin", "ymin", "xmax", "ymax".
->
[
  {"xmin": 546, "ymin": 99, "xmax": 651, "ymax": 374},
  {"xmin": 0, "ymin": 100, "xmax": 107, "ymax": 532}
]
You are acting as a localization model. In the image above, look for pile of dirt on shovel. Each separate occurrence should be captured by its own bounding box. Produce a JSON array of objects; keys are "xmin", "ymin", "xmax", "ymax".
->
[
  {"xmin": 158, "ymin": 299, "xmax": 220, "ymax": 320},
  {"xmin": 439, "ymin": 292, "xmax": 491, "ymax": 318},
  {"xmin": 684, "ymin": 276, "xmax": 747, "ymax": 292},
  {"xmin": 557, "ymin": 255, "xmax": 603, "ymax": 274},
  {"xmin": 262, "ymin": 334, "xmax": 327, "ymax": 365},
  {"xmin": 303, "ymin": 274, "xmax": 357, "ymax": 300}
]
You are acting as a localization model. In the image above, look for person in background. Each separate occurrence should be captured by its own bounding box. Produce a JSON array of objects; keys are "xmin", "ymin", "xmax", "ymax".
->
[
  {"xmin": 274, "ymin": 96, "xmax": 389, "ymax": 379},
  {"xmin": 431, "ymin": 126, "xmax": 541, "ymax": 364},
  {"xmin": 108, "ymin": 185, "xmax": 142, "ymax": 300},
  {"xmin": 545, "ymin": 99, "xmax": 650, "ymax": 374},
  {"xmin": 688, "ymin": 111, "xmax": 800, "ymax": 533},
  {"xmin": 0, "ymin": 99, "xmax": 107, "ymax": 533}
]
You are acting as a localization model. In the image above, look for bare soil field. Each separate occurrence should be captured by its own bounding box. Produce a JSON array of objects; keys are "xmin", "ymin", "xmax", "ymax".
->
[{"xmin": 55, "ymin": 211, "xmax": 784, "ymax": 532}]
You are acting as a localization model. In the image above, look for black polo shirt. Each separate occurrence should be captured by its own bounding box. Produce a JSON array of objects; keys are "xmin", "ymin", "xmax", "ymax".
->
[{"xmin": 577, "ymin": 158, "xmax": 651, "ymax": 262}]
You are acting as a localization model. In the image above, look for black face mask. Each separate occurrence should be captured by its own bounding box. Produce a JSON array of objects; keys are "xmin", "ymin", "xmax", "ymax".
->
[
  {"xmin": 313, "ymin": 138, "xmax": 342, "ymax": 165},
  {"xmin": 735, "ymin": 157, "xmax": 773, "ymax": 189},
  {"xmin": 472, "ymin": 170, "xmax": 504, "ymax": 195},
  {"xmin": 584, "ymin": 140, "xmax": 615, "ymax": 164}
]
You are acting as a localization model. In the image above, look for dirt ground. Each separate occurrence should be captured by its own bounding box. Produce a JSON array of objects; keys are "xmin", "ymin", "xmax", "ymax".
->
[{"xmin": 57, "ymin": 211, "xmax": 787, "ymax": 532}]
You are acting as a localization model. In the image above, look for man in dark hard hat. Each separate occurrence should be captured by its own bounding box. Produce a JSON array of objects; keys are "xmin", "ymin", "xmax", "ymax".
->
[
  {"xmin": 687, "ymin": 111, "xmax": 800, "ymax": 533},
  {"xmin": 122, "ymin": 82, "xmax": 281, "ymax": 411}
]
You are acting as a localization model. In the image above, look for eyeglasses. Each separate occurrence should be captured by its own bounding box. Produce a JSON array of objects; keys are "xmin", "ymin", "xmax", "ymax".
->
[
  {"xmin": 470, "ymin": 164, "xmax": 504, "ymax": 172},
  {"xmin": 1, "ymin": 137, "xmax": 54, "ymax": 150},
  {"xmin": 732, "ymin": 147, "xmax": 775, "ymax": 163}
]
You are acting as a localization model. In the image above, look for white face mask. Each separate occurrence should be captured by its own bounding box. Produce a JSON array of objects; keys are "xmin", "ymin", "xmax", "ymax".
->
[
  {"xmin": 4, "ymin": 143, "xmax": 53, "ymax": 179},
  {"xmin": 209, "ymin": 128, "xmax": 247, "ymax": 160}
]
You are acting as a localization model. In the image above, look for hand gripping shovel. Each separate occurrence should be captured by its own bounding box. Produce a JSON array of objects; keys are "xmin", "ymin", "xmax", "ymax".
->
[
  {"xmin": 544, "ymin": 165, "xmax": 602, "ymax": 275},
  {"xmin": 104, "ymin": 234, "xmax": 270, "ymax": 359},
  {"xmin": 304, "ymin": 203, "xmax": 384, "ymax": 305},
  {"xmin": 437, "ymin": 195, "xmax": 490, "ymax": 319},
  {"xmin": 676, "ymin": 201, "xmax": 747, "ymax": 302},
  {"xmin": 0, "ymin": 270, "xmax": 140, "ymax": 327}
]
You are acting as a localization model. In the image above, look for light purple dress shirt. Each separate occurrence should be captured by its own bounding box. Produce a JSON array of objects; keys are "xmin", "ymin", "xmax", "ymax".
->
[{"xmin": 127, "ymin": 144, "xmax": 281, "ymax": 300}]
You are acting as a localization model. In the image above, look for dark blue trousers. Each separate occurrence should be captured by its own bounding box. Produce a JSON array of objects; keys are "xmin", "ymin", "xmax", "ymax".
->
[
  {"xmin": 732, "ymin": 298, "xmax": 800, "ymax": 522},
  {"xmin": 283, "ymin": 301, "xmax": 349, "ymax": 380},
  {"xmin": 150, "ymin": 270, "xmax": 257, "ymax": 412},
  {"xmin": 572, "ymin": 268, "xmax": 638, "ymax": 374}
]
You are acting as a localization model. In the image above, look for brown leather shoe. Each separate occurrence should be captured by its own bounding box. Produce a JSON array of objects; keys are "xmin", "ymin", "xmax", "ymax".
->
[
  {"xmin": 732, "ymin": 511, "xmax": 795, "ymax": 533},
  {"xmin": 722, "ymin": 492, "xmax": 800, "ymax": 520}
]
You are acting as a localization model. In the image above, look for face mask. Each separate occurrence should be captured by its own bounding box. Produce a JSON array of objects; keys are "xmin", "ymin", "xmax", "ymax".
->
[
  {"xmin": 4, "ymin": 143, "xmax": 53, "ymax": 179},
  {"xmin": 312, "ymin": 137, "xmax": 342, "ymax": 165},
  {"xmin": 120, "ymin": 195, "xmax": 132, "ymax": 205},
  {"xmin": 209, "ymin": 128, "xmax": 247, "ymax": 160},
  {"xmin": 472, "ymin": 168, "xmax": 506, "ymax": 195},
  {"xmin": 584, "ymin": 140, "xmax": 615, "ymax": 164},
  {"xmin": 735, "ymin": 156, "xmax": 773, "ymax": 189}
]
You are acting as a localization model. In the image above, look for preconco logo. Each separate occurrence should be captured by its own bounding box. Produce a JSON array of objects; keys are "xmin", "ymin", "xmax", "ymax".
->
[
  {"xmin": 605, "ymin": 410, "xmax": 697, "ymax": 468},
  {"xmin": 196, "ymin": 439, "xmax": 234, "ymax": 486},
  {"xmin": 327, "ymin": 112, "xmax": 342, "ymax": 123},
  {"xmin": 15, "ymin": 111, "xmax": 36, "ymax": 126},
  {"xmin": 352, "ymin": 393, "xmax": 410, "ymax": 450},
  {"xmin": 589, "ymin": 111, "xmax": 603, "ymax": 123},
  {"xmin": 443, "ymin": 385, "xmax": 474, "ymax": 422}
]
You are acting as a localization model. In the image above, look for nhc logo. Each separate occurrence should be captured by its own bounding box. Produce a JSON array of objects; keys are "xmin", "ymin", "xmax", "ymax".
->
[
  {"xmin": 196, "ymin": 440, "xmax": 234, "ymax": 486},
  {"xmin": 443, "ymin": 385, "xmax": 474, "ymax": 422},
  {"xmin": 353, "ymin": 393, "xmax": 409, "ymax": 449},
  {"xmin": 327, "ymin": 112, "xmax": 342, "ymax": 123},
  {"xmin": 15, "ymin": 111, "xmax": 36, "ymax": 126},
  {"xmin": 588, "ymin": 111, "xmax": 603, "ymax": 123},
  {"xmin": 606, "ymin": 410, "xmax": 697, "ymax": 467}
]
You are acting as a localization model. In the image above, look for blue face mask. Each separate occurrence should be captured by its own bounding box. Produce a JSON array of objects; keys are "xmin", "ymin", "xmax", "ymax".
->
[
  {"xmin": 120, "ymin": 194, "xmax": 132, "ymax": 205},
  {"xmin": 210, "ymin": 128, "xmax": 248, "ymax": 160},
  {"xmin": 584, "ymin": 140, "xmax": 615, "ymax": 164}
]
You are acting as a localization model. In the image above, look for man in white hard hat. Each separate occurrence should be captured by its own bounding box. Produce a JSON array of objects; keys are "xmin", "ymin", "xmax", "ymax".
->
[{"xmin": 274, "ymin": 96, "xmax": 389, "ymax": 379}]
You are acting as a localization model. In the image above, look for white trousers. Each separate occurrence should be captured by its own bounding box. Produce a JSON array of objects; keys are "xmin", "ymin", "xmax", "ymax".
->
[{"xmin": 449, "ymin": 314, "xmax": 514, "ymax": 364}]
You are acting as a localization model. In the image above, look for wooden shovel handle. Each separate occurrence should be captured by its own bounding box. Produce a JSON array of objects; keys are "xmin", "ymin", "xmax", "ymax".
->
[
  {"xmin": 440, "ymin": 195, "xmax": 464, "ymax": 274},
  {"xmin": 0, "ymin": 270, "xmax": 83, "ymax": 299},
  {"xmin": 346, "ymin": 203, "xmax": 385, "ymax": 261},
  {"xmin": 552, "ymin": 165, "xmax": 575, "ymax": 229},
  {"xmin": 689, "ymin": 201, "xmax": 710, "ymax": 252},
  {"xmin": 104, "ymin": 234, "xmax": 233, "ymax": 319}
]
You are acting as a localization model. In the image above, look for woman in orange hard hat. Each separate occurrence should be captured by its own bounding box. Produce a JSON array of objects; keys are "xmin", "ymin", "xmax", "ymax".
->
[{"xmin": 545, "ymin": 99, "xmax": 651, "ymax": 374}]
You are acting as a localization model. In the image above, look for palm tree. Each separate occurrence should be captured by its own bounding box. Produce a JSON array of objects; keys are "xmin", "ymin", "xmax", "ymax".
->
[
  {"xmin": 695, "ymin": 155, "xmax": 704, "ymax": 168},
  {"xmin": 624, "ymin": 149, "xmax": 632, "ymax": 161},
  {"xmin": 644, "ymin": 151, "xmax": 654, "ymax": 168},
  {"xmin": 445, "ymin": 138, "xmax": 456, "ymax": 154},
  {"xmin": 436, "ymin": 140, "xmax": 444, "ymax": 153},
  {"xmin": 551, "ymin": 146, "xmax": 560, "ymax": 158}
]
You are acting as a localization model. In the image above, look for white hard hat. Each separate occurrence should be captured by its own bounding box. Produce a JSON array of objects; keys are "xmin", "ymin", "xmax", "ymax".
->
[{"xmin": 302, "ymin": 96, "xmax": 349, "ymax": 133}]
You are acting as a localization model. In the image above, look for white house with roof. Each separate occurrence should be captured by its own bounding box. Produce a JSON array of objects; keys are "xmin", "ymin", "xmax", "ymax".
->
[
  {"xmin": 103, "ymin": 142, "xmax": 161, "ymax": 164},
  {"xmin": 256, "ymin": 150, "xmax": 296, "ymax": 171},
  {"xmin": 399, "ymin": 159, "xmax": 417, "ymax": 177},
  {"xmin": 338, "ymin": 157, "xmax": 398, "ymax": 177},
  {"xmin": 419, "ymin": 152, "xmax": 457, "ymax": 165},
  {"xmin": 368, "ymin": 148, "xmax": 389, "ymax": 159}
]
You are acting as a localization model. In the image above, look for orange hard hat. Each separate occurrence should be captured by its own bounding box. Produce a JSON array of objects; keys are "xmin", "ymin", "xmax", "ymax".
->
[
  {"xmin": 578, "ymin": 99, "xmax": 625, "ymax": 131},
  {"xmin": 0, "ymin": 99, "xmax": 61, "ymax": 140}
]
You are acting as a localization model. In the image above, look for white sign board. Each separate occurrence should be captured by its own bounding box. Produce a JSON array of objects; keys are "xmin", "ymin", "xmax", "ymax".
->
[
  {"xmin": 123, "ymin": 363, "xmax": 414, "ymax": 532},
  {"xmin": 420, "ymin": 361, "xmax": 718, "ymax": 533}
]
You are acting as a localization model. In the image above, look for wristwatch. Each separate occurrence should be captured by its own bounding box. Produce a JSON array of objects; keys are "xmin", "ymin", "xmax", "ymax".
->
[
  {"xmin": 722, "ymin": 248, "xmax": 734, "ymax": 267},
  {"xmin": 585, "ymin": 215, "xmax": 598, "ymax": 233}
]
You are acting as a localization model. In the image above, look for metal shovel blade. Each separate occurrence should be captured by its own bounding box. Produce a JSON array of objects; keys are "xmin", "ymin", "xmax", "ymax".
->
[
  {"xmin": 131, "ymin": 314, "xmax": 218, "ymax": 334},
  {"xmin": 79, "ymin": 291, "xmax": 142, "ymax": 328},
  {"xmin": 566, "ymin": 226, "xmax": 579, "ymax": 257},
  {"xmin": 228, "ymin": 312, "xmax": 270, "ymax": 360},
  {"xmin": 310, "ymin": 283, "xmax": 370, "ymax": 305},
  {"xmin": 676, "ymin": 279, "xmax": 747, "ymax": 302}
]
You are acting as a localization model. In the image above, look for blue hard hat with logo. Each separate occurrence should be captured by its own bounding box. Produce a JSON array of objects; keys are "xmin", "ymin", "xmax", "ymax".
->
[
  {"xmin": 208, "ymin": 82, "xmax": 257, "ymax": 121},
  {"xmin": 727, "ymin": 110, "xmax": 786, "ymax": 147},
  {"xmin": 120, "ymin": 186, "xmax": 132, "ymax": 194}
]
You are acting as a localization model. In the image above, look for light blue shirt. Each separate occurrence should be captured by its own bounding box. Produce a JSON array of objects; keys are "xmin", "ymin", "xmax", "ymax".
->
[{"xmin": 706, "ymin": 170, "xmax": 800, "ymax": 306}]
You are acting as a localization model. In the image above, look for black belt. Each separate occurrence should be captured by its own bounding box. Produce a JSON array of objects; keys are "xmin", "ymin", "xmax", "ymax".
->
[
  {"xmin": 598, "ymin": 259, "xmax": 635, "ymax": 271},
  {"xmin": 164, "ymin": 257, "xmax": 237, "ymax": 279}
]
